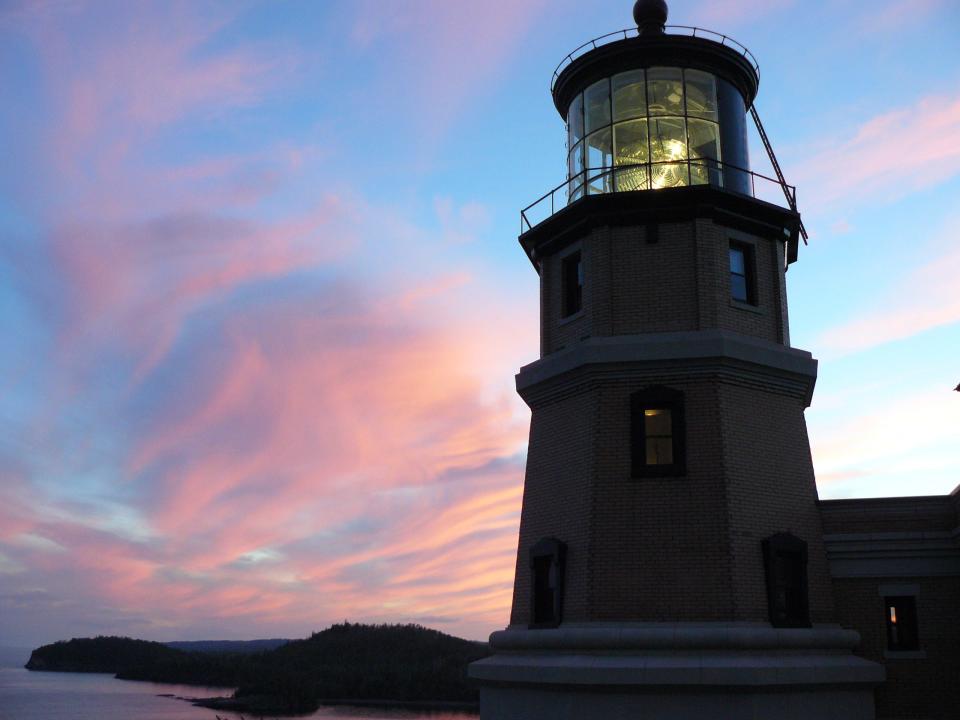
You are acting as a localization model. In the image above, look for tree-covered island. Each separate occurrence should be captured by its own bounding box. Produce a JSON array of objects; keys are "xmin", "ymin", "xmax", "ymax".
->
[{"xmin": 25, "ymin": 623, "xmax": 488, "ymax": 714}]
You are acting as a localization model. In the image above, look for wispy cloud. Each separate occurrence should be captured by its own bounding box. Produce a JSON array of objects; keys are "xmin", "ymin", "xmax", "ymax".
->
[
  {"xmin": 0, "ymin": 0, "xmax": 539, "ymax": 647},
  {"xmin": 686, "ymin": 0, "xmax": 795, "ymax": 28},
  {"xmin": 812, "ymin": 386, "xmax": 960, "ymax": 498},
  {"xmin": 859, "ymin": 0, "xmax": 948, "ymax": 34},
  {"xmin": 796, "ymin": 94, "xmax": 960, "ymax": 210},
  {"xmin": 817, "ymin": 217, "xmax": 960, "ymax": 355}
]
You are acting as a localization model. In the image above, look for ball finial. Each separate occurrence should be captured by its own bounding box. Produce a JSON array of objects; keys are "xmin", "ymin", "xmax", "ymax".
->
[{"xmin": 633, "ymin": 0, "xmax": 668, "ymax": 34}]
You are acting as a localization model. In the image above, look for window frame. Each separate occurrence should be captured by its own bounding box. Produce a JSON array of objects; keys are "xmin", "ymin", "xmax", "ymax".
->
[
  {"xmin": 729, "ymin": 239, "xmax": 757, "ymax": 305},
  {"xmin": 560, "ymin": 249, "xmax": 583, "ymax": 318},
  {"xmin": 529, "ymin": 537, "xmax": 567, "ymax": 629},
  {"xmin": 884, "ymin": 595, "xmax": 921, "ymax": 653},
  {"xmin": 630, "ymin": 385, "xmax": 686, "ymax": 478},
  {"xmin": 762, "ymin": 533, "xmax": 811, "ymax": 629}
]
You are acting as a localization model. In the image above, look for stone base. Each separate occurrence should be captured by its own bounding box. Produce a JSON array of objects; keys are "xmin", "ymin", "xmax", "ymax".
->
[{"xmin": 469, "ymin": 623, "xmax": 884, "ymax": 720}]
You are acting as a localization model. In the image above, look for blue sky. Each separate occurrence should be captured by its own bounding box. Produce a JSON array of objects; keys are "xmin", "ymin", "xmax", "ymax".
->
[{"xmin": 0, "ymin": 0, "xmax": 958, "ymax": 649}]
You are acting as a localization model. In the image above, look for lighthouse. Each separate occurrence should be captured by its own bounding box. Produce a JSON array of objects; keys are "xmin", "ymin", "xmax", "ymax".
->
[{"xmin": 469, "ymin": 2, "xmax": 884, "ymax": 717}]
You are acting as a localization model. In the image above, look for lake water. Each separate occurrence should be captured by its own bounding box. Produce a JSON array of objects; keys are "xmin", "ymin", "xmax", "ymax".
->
[{"xmin": 0, "ymin": 668, "xmax": 478, "ymax": 720}]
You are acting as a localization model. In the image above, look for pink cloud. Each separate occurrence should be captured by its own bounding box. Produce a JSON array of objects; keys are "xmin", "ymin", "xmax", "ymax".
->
[
  {"xmin": 1, "ymin": 0, "xmax": 541, "ymax": 645},
  {"xmin": 860, "ymin": 0, "xmax": 947, "ymax": 33},
  {"xmin": 795, "ymin": 94, "xmax": 960, "ymax": 210},
  {"xmin": 48, "ymin": 198, "xmax": 356, "ymax": 383},
  {"xmin": 685, "ymin": 0, "xmax": 795, "ymax": 28},
  {"xmin": 811, "ymin": 387, "xmax": 960, "ymax": 498},
  {"xmin": 348, "ymin": 0, "xmax": 549, "ymax": 151},
  {"xmin": 817, "ymin": 218, "xmax": 960, "ymax": 355}
]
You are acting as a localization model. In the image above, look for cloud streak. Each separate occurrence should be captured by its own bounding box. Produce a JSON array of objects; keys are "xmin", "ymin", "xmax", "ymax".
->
[
  {"xmin": 796, "ymin": 94, "xmax": 960, "ymax": 211},
  {"xmin": 816, "ymin": 217, "xmax": 960, "ymax": 355},
  {"xmin": 0, "ymin": 0, "xmax": 539, "ymax": 648}
]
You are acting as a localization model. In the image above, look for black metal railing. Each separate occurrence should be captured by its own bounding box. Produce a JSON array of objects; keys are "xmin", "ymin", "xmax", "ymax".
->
[
  {"xmin": 551, "ymin": 25, "xmax": 760, "ymax": 93},
  {"xmin": 520, "ymin": 160, "xmax": 796, "ymax": 234}
]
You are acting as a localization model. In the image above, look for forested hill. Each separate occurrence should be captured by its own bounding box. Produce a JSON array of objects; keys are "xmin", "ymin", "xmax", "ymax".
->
[
  {"xmin": 25, "ymin": 636, "xmax": 188, "ymax": 675},
  {"xmin": 25, "ymin": 623, "xmax": 489, "ymax": 713},
  {"xmin": 166, "ymin": 639, "xmax": 289, "ymax": 654}
]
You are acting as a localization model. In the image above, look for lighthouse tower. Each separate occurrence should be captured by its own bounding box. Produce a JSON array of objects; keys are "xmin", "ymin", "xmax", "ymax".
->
[{"xmin": 470, "ymin": 2, "xmax": 883, "ymax": 718}]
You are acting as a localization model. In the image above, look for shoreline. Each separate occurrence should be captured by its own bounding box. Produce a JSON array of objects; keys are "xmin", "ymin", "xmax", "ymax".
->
[{"xmin": 187, "ymin": 694, "xmax": 479, "ymax": 716}]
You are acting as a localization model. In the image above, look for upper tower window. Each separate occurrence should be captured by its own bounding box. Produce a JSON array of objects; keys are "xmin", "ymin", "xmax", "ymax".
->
[
  {"xmin": 729, "ymin": 241, "xmax": 756, "ymax": 304},
  {"xmin": 567, "ymin": 67, "xmax": 722, "ymax": 200},
  {"xmin": 561, "ymin": 251, "xmax": 582, "ymax": 317}
]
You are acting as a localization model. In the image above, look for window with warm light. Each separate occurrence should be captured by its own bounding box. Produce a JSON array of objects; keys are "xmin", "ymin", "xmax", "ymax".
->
[
  {"xmin": 631, "ymin": 386, "xmax": 685, "ymax": 477},
  {"xmin": 884, "ymin": 596, "xmax": 920, "ymax": 651},
  {"xmin": 567, "ymin": 67, "xmax": 723, "ymax": 200}
]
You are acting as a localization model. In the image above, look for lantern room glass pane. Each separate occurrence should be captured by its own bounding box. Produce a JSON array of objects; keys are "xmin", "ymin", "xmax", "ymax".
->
[
  {"xmin": 614, "ymin": 119, "xmax": 649, "ymax": 164},
  {"xmin": 688, "ymin": 119, "xmax": 721, "ymax": 160},
  {"xmin": 647, "ymin": 67, "xmax": 684, "ymax": 116},
  {"xmin": 684, "ymin": 69, "xmax": 719, "ymax": 121},
  {"xmin": 650, "ymin": 117, "xmax": 686, "ymax": 161},
  {"xmin": 649, "ymin": 116, "xmax": 688, "ymax": 188},
  {"xmin": 688, "ymin": 118, "xmax": 721, "ymax": 186},
  {"xmin": 615, "ymin": 164, "xmax": 649, "ymax": 192},
  {"xmin": 568, "ymin": 94, "xmax": 584, "ymax": 147},
  {"xmin": 584, "ymin": 79, "xmax": 611, "ymax": 134},
  {"xmin": 569, "ymin": 180, "xmax": 584, "ymax": 202},
  {"xmin": 585, "ymin": 128, "xmax": 612, "ymax": 169},
  {"xmin": 568, "ymin": 139, "xmax": 584, "ymax": 179},
  {"xmin": 586, "ymin": 128, "xmax": 612, "ymax": 195},
  {"xmin": 614, "ymin": 119, "xmax": 649, "ymax": 191},
  {"xmin": 613, "ymin": 69, "xmax": 646, "ymax": 122}
]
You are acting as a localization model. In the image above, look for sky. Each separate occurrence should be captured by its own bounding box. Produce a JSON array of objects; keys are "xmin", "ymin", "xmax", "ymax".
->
[{"xmin": 0, "ymin": 0, "xmax": 958, "ymax": 650}]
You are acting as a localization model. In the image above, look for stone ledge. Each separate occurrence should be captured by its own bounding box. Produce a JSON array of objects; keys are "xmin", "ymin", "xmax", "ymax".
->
[
  {"xmin": 488, "ymin": 623, "xmax": 862, "ymax": 652},
  {"xmin": 470, "ymin": 649, "xmax": 884, "ymax": 688},
  {"xmin": 516, "ymin": 330, "xmax": 818, "ymax": 405}
]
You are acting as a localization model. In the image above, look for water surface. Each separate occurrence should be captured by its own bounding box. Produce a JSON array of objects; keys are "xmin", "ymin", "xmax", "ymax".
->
[{"xmin": 0, "ymin": 668, "xmax": 477, "ymax": 720}]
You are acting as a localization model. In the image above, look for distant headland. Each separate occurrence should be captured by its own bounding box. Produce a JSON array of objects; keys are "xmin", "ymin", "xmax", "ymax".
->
[{"xmin": 25, "ymin": 623, "xmax": 487, "ymax": 715}]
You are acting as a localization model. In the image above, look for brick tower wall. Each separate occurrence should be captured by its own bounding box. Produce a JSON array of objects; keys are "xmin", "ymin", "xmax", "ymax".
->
[
  {"xmin": 719, "ymin": 383, "xmax": 835, "ymax": 623},
  {"xmin": 511, "ymin": 216, "xmax": 829, "ymax": 626},
  {"xmin": 541, "ymin": 220, "xmax": 789, "ymax": 357}
]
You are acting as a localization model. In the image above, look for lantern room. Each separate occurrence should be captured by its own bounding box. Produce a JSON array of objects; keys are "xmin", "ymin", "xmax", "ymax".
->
[
  {"xmin": 563, "ymin": 65, "xmax": 750, "ymax": 198},
  {"xmin": 551, "ymin": 0, "xmax": 758, "ymax": 200}
]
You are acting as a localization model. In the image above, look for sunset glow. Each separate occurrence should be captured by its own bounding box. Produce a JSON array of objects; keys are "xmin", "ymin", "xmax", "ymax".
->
[{"xmin": 1, "ymin": 0, "xmax": 958, "ymax": 649}]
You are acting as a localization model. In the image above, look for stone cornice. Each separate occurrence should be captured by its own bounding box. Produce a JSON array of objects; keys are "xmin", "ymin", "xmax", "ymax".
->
[{"xmin": 515, "ymin": 330, "xmax": 817, "ymax": 407}]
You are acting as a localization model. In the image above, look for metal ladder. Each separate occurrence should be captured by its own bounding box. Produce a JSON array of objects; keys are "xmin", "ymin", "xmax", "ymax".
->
[{"xmin": 750, "ymin": 105, "xmax": 808, "ymax": 243}]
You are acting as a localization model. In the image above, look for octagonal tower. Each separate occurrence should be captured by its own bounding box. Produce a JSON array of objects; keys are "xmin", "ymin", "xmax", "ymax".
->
[{"xmin": 470, "ymin": 3, "xmax": 883, "ymax": 718}]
